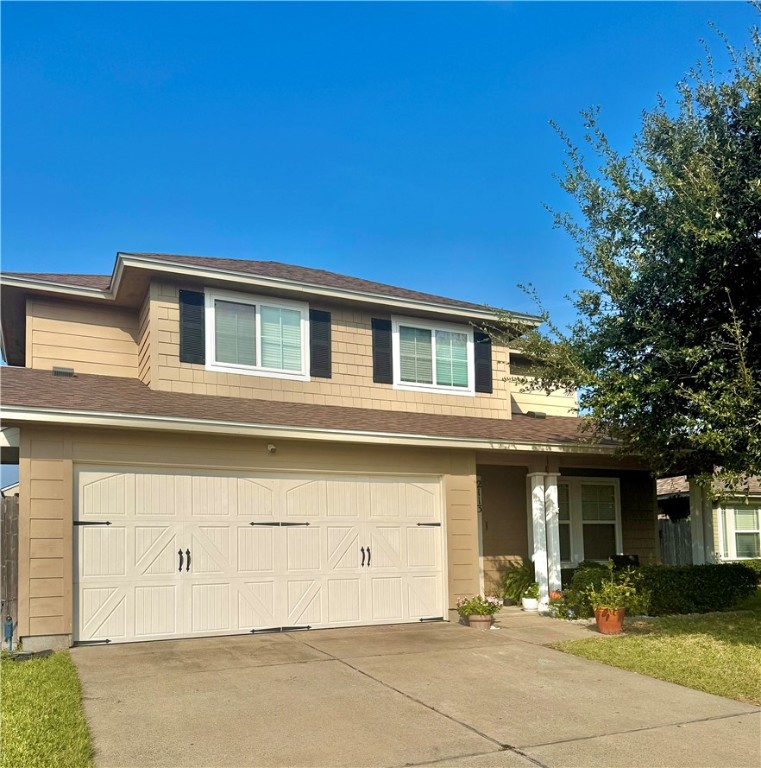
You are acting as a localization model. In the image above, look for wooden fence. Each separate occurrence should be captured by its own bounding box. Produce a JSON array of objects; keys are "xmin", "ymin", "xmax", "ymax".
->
[
  {"xmin": 659, "ymin": 515, "xmax": 693, "ymax": 565},
  {"xmin": 1, "ymin": 494, "xmax": 19, "ymax": 641}
]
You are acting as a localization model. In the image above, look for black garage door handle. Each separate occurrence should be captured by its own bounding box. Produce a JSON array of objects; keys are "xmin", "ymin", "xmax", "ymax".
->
[
  {"xmin": 178, "ymin": 549, "xmax": 184, "ymax": 572},
  {"xmin": 186, "ymin": 548, "xmax": 191, "ymax": 572}
]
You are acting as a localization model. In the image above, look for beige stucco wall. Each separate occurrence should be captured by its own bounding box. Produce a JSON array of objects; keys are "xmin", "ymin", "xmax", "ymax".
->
[
  {"xmin": 26, "ymin": 298, "xmax": 140, "ymax": 377},
  {"xmin": 16, "ymin": 425, "xmax": 481, "ymax": 644},
  {"xmin": 149, "ymin": 281, "xmax": 512, "ymax": 418}
]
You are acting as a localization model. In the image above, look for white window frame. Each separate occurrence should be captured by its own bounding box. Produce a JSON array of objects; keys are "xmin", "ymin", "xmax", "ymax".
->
[
  {"xmin": 205, "ymin": 288, "xmax": 310, "ymax": 381},
  {"xmin": 391, "ymin": 315, "xmax": 475, "ymax": 396},
  {"xmin": 557, "ymin": 477, "xmax": 623, "ymax": 566},
  {"xmin": 717, "ymin": 503, "xmax": 761, "ymax": 560}
]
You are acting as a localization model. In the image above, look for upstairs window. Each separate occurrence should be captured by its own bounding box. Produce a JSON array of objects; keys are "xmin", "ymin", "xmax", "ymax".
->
[
  {"xmin": 205, "ymin": 290, "xmax": 309, "ymax": 380},
  {"xmin": 392, "ymin": 317, "xmax": 474, "ymax": 395}
]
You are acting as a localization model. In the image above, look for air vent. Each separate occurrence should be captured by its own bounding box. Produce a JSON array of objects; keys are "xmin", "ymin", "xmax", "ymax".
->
[
  {"xmin": 526, "ymin": 410, "xmax": 546, "ymax": 419},
  {"xmin": 52, "ymin": 367, "xmax": 76, "ymax": 378}
]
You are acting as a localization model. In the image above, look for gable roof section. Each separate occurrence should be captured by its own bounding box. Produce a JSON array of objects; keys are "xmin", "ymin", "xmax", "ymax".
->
[
  {"xmin": 127, "ymin": 253, "xmax": 492, "ymax": 311},
  {"xmin": 0, "ymin": 366, "xmax": 609, "ymax": 451},
  {"xmin": 2, "ymin": 252, "xmax": 541, "ymax": 366},
  {"xmin": 4, "ymin": 251, "xmax": 528, "ymax": 315}
]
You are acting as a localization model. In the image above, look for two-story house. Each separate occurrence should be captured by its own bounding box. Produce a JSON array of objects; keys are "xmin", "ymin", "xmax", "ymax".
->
[{"xmin": 0, "ymin": 252, "xmax": 659, "ymax": 650}]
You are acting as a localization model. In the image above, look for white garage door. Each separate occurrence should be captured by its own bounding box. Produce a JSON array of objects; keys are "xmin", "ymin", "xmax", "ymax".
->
[{"xmin": 74, "ymin": 466, "xmax": 445, "ymax": 644}]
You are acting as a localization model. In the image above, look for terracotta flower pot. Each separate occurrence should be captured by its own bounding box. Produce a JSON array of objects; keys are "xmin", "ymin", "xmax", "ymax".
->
[
  {"xmin": 467, "ymin": 614, "xmax": 493, "ymax": 630},
  {"xmin": 594, "ymin": 607, "xmax": 625, "ymax": 635}
]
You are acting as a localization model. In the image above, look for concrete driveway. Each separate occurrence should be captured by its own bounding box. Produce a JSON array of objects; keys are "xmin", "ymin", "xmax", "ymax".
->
[{"xmin": 71, "ymin": 612, "xmax": 760, "ymax": 768}]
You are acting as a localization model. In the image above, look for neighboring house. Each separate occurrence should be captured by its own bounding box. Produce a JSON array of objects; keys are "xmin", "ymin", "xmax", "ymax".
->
[
  {"xmin": 657, "ymin": 476, "xmax": 761, "ymax": 564},
  {"xmin": 0, "ymin": 252, "xmax": 659, "ymax": 651}
]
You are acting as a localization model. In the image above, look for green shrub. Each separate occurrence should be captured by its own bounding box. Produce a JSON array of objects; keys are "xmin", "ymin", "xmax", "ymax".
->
[
  {"xmin": 500, "ymin": 560, "xmax": 534, "ymax": 603},
  {"xmin": 553, "ymin": 563, "xmax": 610, "ymax": 618},
  {"xmin": 554, "ymin": 562, "xmax": 650, "ymax": 619},
  {"xmin": 731, "ymin": 559, "xmax": 761, "ymax": 583},
  {"xmin": 638, "ymin": 563, "xmax": 758, "ymax": 615}
]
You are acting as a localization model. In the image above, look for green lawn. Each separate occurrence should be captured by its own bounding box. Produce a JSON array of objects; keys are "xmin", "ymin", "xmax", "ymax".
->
[
  {"xmin": 1, "ymin": 652, "xmax": 93, "ymax": 768},
  {"xmin": 554, "ymin": 597, "xmax": 761, "ymax": 706}
]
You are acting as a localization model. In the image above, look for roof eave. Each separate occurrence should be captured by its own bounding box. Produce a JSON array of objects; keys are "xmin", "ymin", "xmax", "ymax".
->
[
  {"xmin": 0, "ymin": 404, "xmax": 615, "ymax": 454},
  {"xmin": 118, "ymin": 254, "xmax": 541, "ymax": 325},
  {"xmin": 0, "ymin": 274, "xmax": 113, "ymax": 300}
]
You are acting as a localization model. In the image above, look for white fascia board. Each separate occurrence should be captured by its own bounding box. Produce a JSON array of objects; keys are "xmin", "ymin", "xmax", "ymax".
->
[
  {"xmin": 1, "ymin": 405, "xmax": 616, "ymax": 455},
  {"xmin": 118, "ymin": 254, "xmax": 541, "ymax": 326},
  {"xmin": 0, "ymin": 275, "xmax": 112, "ymax": 300}
]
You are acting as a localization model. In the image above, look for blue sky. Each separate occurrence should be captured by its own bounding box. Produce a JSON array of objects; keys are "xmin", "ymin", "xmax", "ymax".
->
[
  {"xmin": 3, "ymin": 2, "xmax": 757, "ymax": 323},
  {"xmin": 0, "ymin": 3, "xmax": 756, "ymax": 485}
]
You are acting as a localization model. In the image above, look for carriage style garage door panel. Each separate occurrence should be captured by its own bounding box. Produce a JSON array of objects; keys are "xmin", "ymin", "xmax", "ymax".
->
[{"xmin": 74, "ymin": 466, "xmax": 445, "ymax": 643}]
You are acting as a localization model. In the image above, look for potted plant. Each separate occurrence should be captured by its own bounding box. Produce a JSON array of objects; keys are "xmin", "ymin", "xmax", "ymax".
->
[
  {"xmin": 456, "ymin": 595, "xmax": 502, "ymax": 629},
  {"xmin": 500, "ymin": 560, "xmax": 534, "ymax": 606},
  {"xmin": 586, "ymin": 563, "xmax": 637, "ymax": 635},
  {"xmin": 521, "ymin": 582, "xmax": 540, "ymax": 612}
]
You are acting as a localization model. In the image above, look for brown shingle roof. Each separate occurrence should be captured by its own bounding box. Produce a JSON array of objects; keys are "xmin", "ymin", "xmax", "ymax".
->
[
  {"xmin": 656, "ymin": 475, "xmax": 761, "ymax": 497},
  {"xmin": 2, "ymin": 273, "xmax": 111, "ymax": 289},
  {"xmin": 0, "ymin": 366, "xmax": 604, "ymax": 447},
  {"xmin": 5, "ymin": 253, "xmax": 524, "ymax": 316},
  {"xmin": 124, "ymin": 253, "xmax": 491, "ymax": 311}
]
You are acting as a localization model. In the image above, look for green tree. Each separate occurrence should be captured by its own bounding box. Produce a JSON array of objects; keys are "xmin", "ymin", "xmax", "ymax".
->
[{"xmin": 503, "ymin": 21, "xmax": 761, "ymax": 487}]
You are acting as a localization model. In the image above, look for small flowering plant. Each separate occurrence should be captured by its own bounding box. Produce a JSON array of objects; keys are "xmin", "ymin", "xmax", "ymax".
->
[
  {"xmin": 523, "ymin": 582, "xmax": 540, "ymax": 600},
  {"xmin": 456, "ymin": 595, "xmax": 503, "ymax": 617}
]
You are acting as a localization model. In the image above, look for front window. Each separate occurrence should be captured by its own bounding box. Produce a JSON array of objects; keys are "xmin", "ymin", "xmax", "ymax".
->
[
  {"xmin": 556, "ymin": 479, "xmax": 621, "ymax": 564},
  {"xmin": 581, "ymin": 483, "xmax": 617, "ymax": 560},
  {"xmin": 206, "ymin": 290, "xmax": 308, "ymax": 380},
  {"xmin": 393, "ymin": 317, "xmax": 474, "ymax": 394},
  {"xmin": 719, "ymin": 504, "xmax": 761, "ymax": 560}
]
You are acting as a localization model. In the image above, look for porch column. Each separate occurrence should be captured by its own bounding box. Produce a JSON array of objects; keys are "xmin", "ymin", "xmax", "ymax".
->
[
  {"xmin": 528, "ymin": 473, "xmax": 549, "ymax": 603},
  {"xmin": 689, "ymin": 480, "xmax": 707, "ymax": 564},
  {"xmin": 544, "ymin": 473, "xmax": 562, "ymax": 592}
]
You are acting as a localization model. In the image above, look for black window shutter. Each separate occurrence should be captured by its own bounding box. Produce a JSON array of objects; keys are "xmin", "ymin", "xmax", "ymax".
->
[
  {"xmin": 309, "ymin": 309, "xmax": 332, "ymax": 378},
  {"xmin": 474, "ymin": 331, "xmax": 493, "ymax": 393},
  {"xmin": 372, "ymin": 318, "xmax": 393, "ymax": 384},
  {"xmin": 179, "ymin": 290, "xmax": 205, "ymax": 364}
]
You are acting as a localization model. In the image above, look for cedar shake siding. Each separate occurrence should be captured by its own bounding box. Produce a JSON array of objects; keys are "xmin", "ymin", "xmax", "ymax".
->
[
  {"xmin": 149, "ymin": 281, "xmax": 512, "ymax": 418},
  {"xmin": 137, "ymin": 293, "xmax": 152, "ymax": 385}
]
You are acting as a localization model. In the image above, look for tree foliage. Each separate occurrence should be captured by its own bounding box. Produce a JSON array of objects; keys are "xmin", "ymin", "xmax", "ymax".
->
[{"xmin": 503, "ymin": 20, "xmax": 761, "ymax": 486}]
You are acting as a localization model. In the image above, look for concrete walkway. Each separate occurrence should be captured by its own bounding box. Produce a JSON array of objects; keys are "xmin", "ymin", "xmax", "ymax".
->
[{"xmin": 71, "ymin": 613, "xmax": 760, "ymax": 768}]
